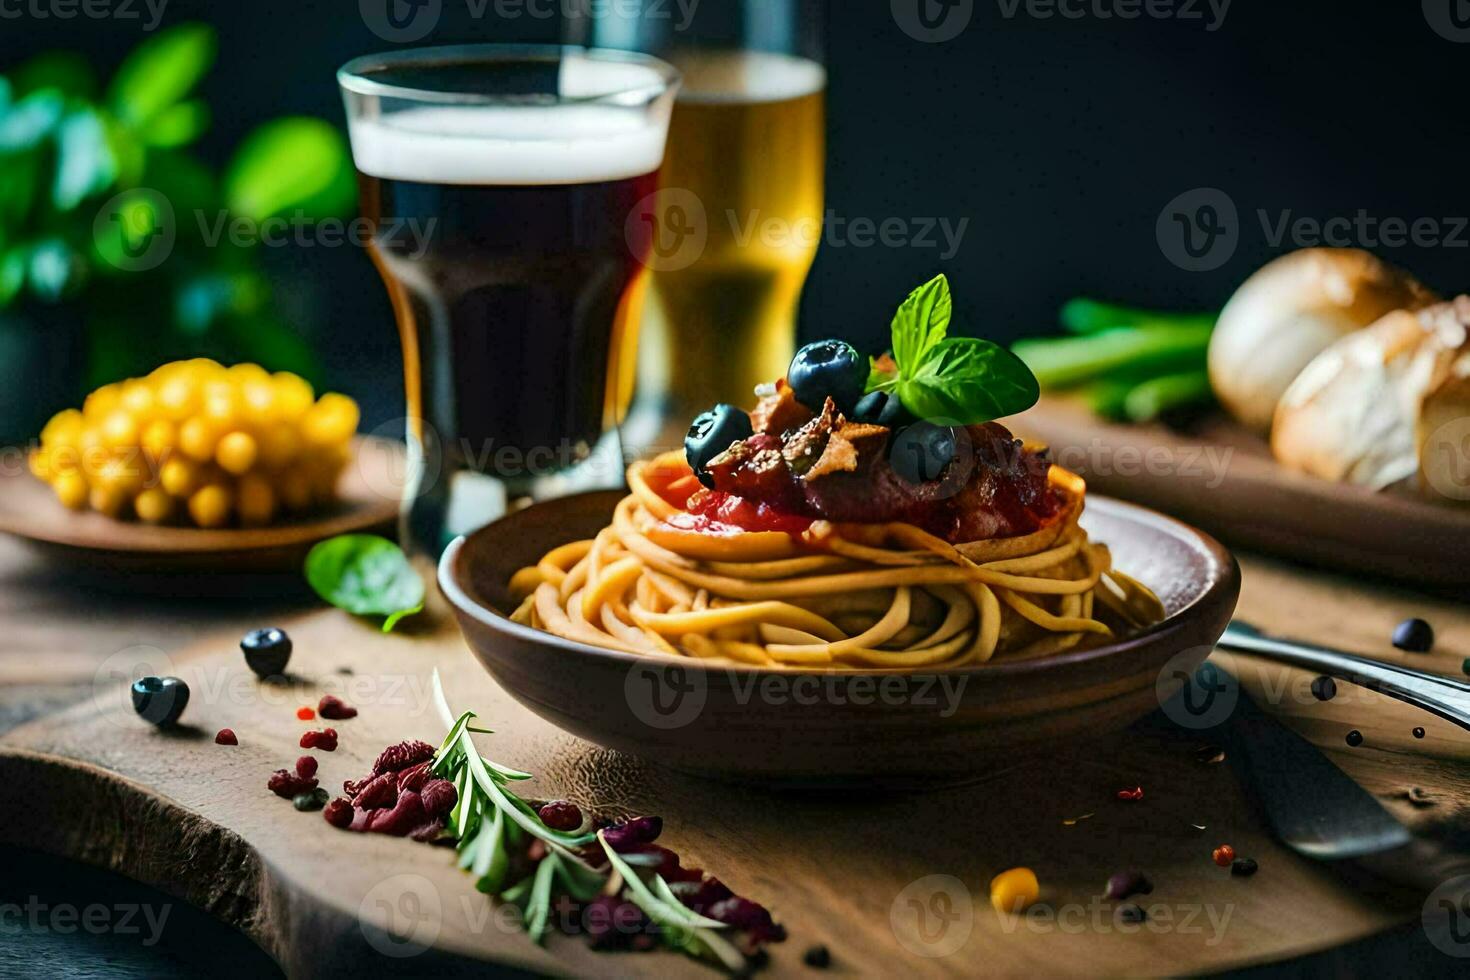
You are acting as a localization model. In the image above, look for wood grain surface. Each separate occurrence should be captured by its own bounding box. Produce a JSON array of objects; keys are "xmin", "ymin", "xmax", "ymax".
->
[
  {"xmin": 1, "ymin": 533, "xmax": 1468, "ymax": 977},
  {"xmin": 1015, "ymin": 396, "xmax": 1470, "ymax": 590}
]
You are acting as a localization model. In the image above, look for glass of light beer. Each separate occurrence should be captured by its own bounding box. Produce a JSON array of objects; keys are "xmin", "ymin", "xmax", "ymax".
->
[
  {"xmin": 566, "ymin": 1, "xmax": 826, "ymax": 442},
  {"xmin": 338, "ymin": 46, "xmax": 679, "ymax": 556}
]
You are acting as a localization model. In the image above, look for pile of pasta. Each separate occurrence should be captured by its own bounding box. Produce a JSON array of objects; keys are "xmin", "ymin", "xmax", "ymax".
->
[{"xmin": 508, "ymin": 453, "xmax": 1164, "ymax": 670}]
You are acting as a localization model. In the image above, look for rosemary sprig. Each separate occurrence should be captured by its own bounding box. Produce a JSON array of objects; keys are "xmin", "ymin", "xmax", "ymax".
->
[{"xmin": 427, "ymin": 671, "xmax": 747, "ymax": 972}]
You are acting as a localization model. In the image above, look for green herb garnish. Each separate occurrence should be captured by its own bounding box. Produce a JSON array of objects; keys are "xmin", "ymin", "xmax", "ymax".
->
[
  {"xmin": 427, "ymin": 672, "xmax": 750, "ymax": 972},
  {"xmin": 303, "ymin": 534, "xmax": 424, "ymax": 631},
  {"xmin": 866, "ymin": 274, "xmax": 1041, "ymax": 424}
]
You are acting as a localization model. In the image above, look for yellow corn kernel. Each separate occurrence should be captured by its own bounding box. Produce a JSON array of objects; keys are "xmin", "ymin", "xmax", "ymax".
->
[
  {"xmin": 52, "ymin": 470, "xmax": 88, "ymax": 510},
  {"xmin": 178, "ymin": 416, "xmax": 219, "ymax": 462},
  {"xmin": 989, "ymin": 868, "xmax": 1039, "ymax": 915},
  {"xmin": 134, "ymin": 487, "xmax": 174, "ymax": 524},
  {"xmin": 159, "ymin": 457, "xmax": 197, "ymax": 498},
  {"xmin": 93, "ymin": 455, "xmax": 144, "ymax": 495},
  {"xmin": 89, "ymin": 483, "xmax": 129, "ymax": 518},
  {"xmin": 301, "ymin": 393, "xmax": 360, "ymax": 447},
  {"xmin": 188, "ymin": 483, "xmax": 233, "ymax": 528},
  {"xmin": 154, "ymin": 374, "xmax": 199, "ymax": 421},
  {"xmin": 140, "ymin": 419, "xmax": 177, "ymax": 461},
  {"xmin": 257, "ymin": 423, "xmax": 299, "ymax": 469},
  {"xmin": 215, "ymin": 431, "xmax": 258, "ymax": 475},
  {"xmin": 100, "ymin": 409, "xmax": 140, "ymax": 449},
  {"xmin": 119, "ymin": 381, "xmax": 156, "ymax": 422},
  {"xmin": 41, "ymin": 408, "xmax": 84, "ymax": 448},
  {"xmin": 278, "ymin": 468, "xmax": 313, "ymax": 511},
  {"xmin": 272, "ymin": 372, "xmax": 315, "ymax": 422},
  {"xmin": 237, "ymin": 473, "xmax": 277, "ymax": 526},
  {"xmin": 83, "ymin": 383, "xmax": 121, "ymax": 420}
]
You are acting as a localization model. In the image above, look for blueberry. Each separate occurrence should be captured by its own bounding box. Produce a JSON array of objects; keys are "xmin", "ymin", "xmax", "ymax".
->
[
  {"xmin": 1391, "ymin": 618, "xmax": 1433, "ymax": 653},
  {"xmin": 242, "ymin": 628, "xmax": 292, "ymax": 679},
  {"xmin": 787, "ymin": 340, "xmax": 866, "ymax": 414},
  {"xmin": 131, "ymin": 676, "xmax": 190, "ymax": 727},
  {"xmin": 685, "ymin": 405, "xmax": 753, "ymax": 488},
  {"xmin": 851, "ymin": 390, "xmax": 910, "ymax": 428},
  {"xmin": 889, "ymin": 422, "xmax": 957, "ymax": 483}
]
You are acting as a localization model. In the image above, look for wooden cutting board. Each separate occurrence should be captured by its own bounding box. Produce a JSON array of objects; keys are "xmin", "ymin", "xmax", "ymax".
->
[
  {"xmin": 2, "ymin": 554, "xmax": 1468, "ymax": 978},
  {"xmin": 1015, "ymin": 397, "xmax": 1470, "ymax": 591}
]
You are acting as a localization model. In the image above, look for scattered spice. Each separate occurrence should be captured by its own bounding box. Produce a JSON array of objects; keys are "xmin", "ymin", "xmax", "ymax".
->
[
  {"xmin": 989, "ymin": 867, "xmax": 1040, "ymax": 915},
  {"xmin": 1412, "ymin": 727, "xmax": 1426, "ymax": 739},
  {"xmin": 214, "ymin": 729, "xmax": 237, "ymax": 746},
  {"xmin": 1116, "ymin": 786, "xmax": 1144, "ymax": 802},
  {"xmin": 1104, "ymin": 871, "xmax": 1153, "ymax": 901},
  {"xmin": 803, "ymin": 944, "xmax": 832, "ymax": 968},
  {"xmin": 1230, "ymin": 858, "xmax": 1258, "ymax": 877},
  {"xmin": 1194, "ymin": 744, "xmax": 1226, "ymax": 765},
  {"xmin": 1345, "ymin": 730, "xmax": 1363, "ymax": 747},
  {"xmin": 1116, "ymin": 903, "xmax": 1147, "ymax": 923},
  {"xmin": 1310, "ymin": 676, "xmax": 1337, "ymax": 702},
  {"xmin": 1391, "ymin": 618, "xmax": 1434, "ymax": 653},
  {"xmin": 296, "ymin": 706, "xmax": 316, "ymax": 721},
  {"xmin": 301, "ymin": 728, "xmax": 338, "ymax": 751},
  {"xmin": 1211, "ymin": 845, "xmax": 1235, "ymax": 867},
  {"xmin": 1061, "ymin": 812, "xmax": 1094, "ymax": 827},
  {"xmin": 1191, "ymin": 823, "xmax": 1208, "ymax": 832},
  {"xmin": 318, "ymin": 695, "xmax": 357, "ymax": 720}
]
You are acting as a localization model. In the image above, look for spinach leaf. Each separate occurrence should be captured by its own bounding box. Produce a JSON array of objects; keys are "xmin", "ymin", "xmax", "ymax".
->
[{"xmin": 304, "ymin": 534, "xmax": 424, "ymax": 632}]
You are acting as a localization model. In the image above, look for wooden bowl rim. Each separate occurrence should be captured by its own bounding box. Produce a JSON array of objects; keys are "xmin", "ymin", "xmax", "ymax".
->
[{"xmin": 439, "ymin": 490, "xmax": 1241, "ymax": 679}]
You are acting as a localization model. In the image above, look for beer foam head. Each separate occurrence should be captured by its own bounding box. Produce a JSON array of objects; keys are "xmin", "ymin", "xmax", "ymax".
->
[
  {"xmin": 346, "ymin": 57, "xmax": 672, "ymax": 185},
  {"xmin": 675, "ymin": 50, "xmax": 826, "ymax": 105}
]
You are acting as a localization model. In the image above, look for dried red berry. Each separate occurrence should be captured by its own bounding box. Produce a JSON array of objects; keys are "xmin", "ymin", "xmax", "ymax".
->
[
  {"xmin": 582, "ymin": 895, "xmax": 649, "ymax": 949},
  {"xmin": 397, "ymin": 761, "xmax": 433, "ymax": 793},
  {"xmin": 602, "ymin": 815, "xmax": 663, "ymax": 850},
  {"xmin": 300, "ymin": 728, "xmax": 338, "ymax": 751},
  {"xmin": 296, "ymin": 707, "xmax": 315, "ymax": 721},
  {"xmin": 318, "ymin": 695, "xmax": 358, "ymax": 720},
  {"xmin": 1212, "ymin": 844, "xmax": 1235, "ymax": 867},
  {"xmin": 295, "ymin": 756, "xmax": 318, "ymax": 779},
  {"xmin": 707, "ymin": 896, "xmax": 785, "ymax": 943},
  {"xmin": 366, "ymin": 789, "xmax": 426, "ymax": 836},
  {"xmin": 1116, "ymin": 786, "xmax": 1144, "ymax": 802},
  {"xmin": 268, "ymin": 769, "xmax": 318, "ymax": 799},
  {"xmin": 421, "ymin": 779, "xmax": 458, "ymax": 818},
  {"xmin": 538, "ymin": 800, "xmax": 584, "ymax": 831},
  {"xmin": 371, "ymin": 739, "xmax": 435, "ymax": 775},
  {"xmin": 351, "ymin": 772, "xmax": 399, "ymax": 810},
  {"xmin": 214, "ymin": 729, "xmax": 237, "ymax": 745},
  {"xmin": 323, "ymin": 798, "xmax": 354, "ymax": 828}
]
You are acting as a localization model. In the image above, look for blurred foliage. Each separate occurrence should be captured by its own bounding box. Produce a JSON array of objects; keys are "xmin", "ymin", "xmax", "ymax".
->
[{"xmin": 0, "ymin": 22, "xmax": 357, "ymax": 389}]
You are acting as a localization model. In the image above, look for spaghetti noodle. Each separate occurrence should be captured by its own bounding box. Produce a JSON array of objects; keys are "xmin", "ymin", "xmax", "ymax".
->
[{"xmin": 507, "ymin": 453, "xmax": 1164, "ymax": 670}]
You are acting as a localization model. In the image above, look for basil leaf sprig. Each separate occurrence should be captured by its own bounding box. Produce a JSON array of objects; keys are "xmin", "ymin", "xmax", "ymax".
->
[
  {"xmin": 428, "ymin": 671, "xmax": 749, "ymax": 971},
  {"xmin": 303, "ymin": 534, "xmax": 424, "ymax": 632},
  {"xmin": 867, "ymin": 274, "xmax": 1041, "ymax": 424}
]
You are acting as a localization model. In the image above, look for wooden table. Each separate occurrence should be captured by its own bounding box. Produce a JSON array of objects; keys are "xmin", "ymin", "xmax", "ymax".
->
[{"xmin": 2, "ymin": 532, "xmax": 1468, "ymax": 977}]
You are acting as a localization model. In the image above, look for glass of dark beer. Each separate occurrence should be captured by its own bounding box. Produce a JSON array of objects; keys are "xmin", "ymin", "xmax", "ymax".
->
[{"xmin": 338, "ymin": 45, "xmax": 679, "ymax": 556}]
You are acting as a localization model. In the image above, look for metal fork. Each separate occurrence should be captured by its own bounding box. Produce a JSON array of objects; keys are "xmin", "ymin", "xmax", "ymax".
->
[{"xmin": 1218, "ymin": 620, "xmax": 1470, "ymax": 731}]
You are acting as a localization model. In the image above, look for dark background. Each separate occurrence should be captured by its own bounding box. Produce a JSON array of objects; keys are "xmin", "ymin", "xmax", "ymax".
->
[
  {"xmin": 4, "ymin": 2, "xmax": 1470, "ymax": 975},
  {"xmin": 6, "ymin": 0, "xmax": 1468, "ymax": 429}
]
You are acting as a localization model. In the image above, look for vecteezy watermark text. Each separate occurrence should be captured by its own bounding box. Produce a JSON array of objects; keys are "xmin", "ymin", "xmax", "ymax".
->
[
  {"xmin": 358, "ymin": 0, "xmax": 700, "ymax": 43},
  {"xmin": 0, "ymin": 897, "xmax": 172, "ymax": 946},
  {"xmin": 892, "ymin": 0, "xmax": 1229, "ymax": 42},
  {"xmin": 0, "ymin": 0, "xmax": 168, "ymax": 31}
]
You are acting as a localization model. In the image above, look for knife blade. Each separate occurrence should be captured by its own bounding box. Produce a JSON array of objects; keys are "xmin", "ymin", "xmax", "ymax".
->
[{"xmin": 1181, "ymin": 667, "xmax": 1470, "ymax": 903}]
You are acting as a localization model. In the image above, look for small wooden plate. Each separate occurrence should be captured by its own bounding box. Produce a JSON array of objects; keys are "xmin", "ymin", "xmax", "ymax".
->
[
  {"xmin": 0, "ymin": 436, "xmax": 402, "ymax": 576},
  {"xmin": 440, "ymin": 490, "xmax": 1240, "ymax": 786}
]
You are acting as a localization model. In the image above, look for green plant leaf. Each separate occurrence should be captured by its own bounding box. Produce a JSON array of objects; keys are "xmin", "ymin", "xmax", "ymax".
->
[
  {"xmin": 53, "ymin": 107, "xmax": 118, "ymax": 210},
  {"xmin": 303, "ymin": 534, "xmax": 425, "ymax": 632},
  {"xmin": 897, "ymin": 336, "xmax": 1041, "ymax": 424},
  {"xmin": 11, "ymin": 51, "xmax": 98, "ymax": 99},
  {"xmin": 107, "ymin": 22, "xmax": 217, "ymax": 127},
  {"xmin": 890, "ymin": 273, "xmax": 952, "ymax": 373},
  {"xmin": 225, "ymin": 117, "xmax": 355, "ymax": 222},
  {"xmin": 144, "ymin": 99, "xmax": 210, "ymax": 148},
  {"xmin": 0, "ymin": 89, "xmax": 66, "ymax": 151}
]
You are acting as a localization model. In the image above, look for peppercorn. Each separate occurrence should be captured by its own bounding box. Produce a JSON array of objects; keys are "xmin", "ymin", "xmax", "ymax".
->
[
  {"xmin": 1230, "ymin": 858, "xmax": 1258, "ymax": 877},
  {"xmin": 1346, "ymin": 730, "xmax": 1363, "ymax": 747},
  {"xmin": 1310, "ymin": 676, "xmax": 1336, "ymax": 702},
  {"xmin": 802, "ymin": 944, "xmax": 831, "ymax": 968},
  {"xmin": 1412, "ymin": 727, "xmax": 1425, "ymax": 739},
  {"xmin": 1391, "ymin": 618, "xmax": 1433, "ymax": 653}
]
